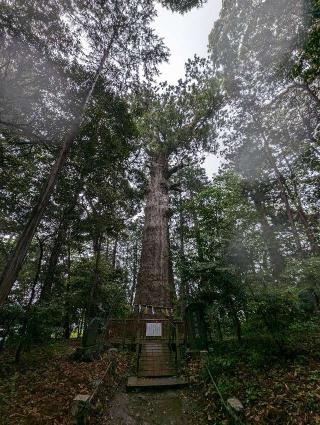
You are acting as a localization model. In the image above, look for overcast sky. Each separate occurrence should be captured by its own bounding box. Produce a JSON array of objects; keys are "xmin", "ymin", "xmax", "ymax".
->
[{"xmin": 153, "ymin": 0, "xmax": 222, "ymax": 177}]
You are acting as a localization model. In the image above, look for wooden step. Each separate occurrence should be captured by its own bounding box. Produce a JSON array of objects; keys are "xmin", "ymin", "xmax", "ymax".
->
[
  {"xmin": 127, "ymin": 376, "xmax": 188, "ymax": 389},
  {"xmin": 137, "ymin": 341, "xmax": 177, "ymax": 378}
]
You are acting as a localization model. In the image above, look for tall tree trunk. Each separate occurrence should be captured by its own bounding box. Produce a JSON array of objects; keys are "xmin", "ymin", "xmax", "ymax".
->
[
  {"xmin": 228, "ymin": 297, "xmax": 241, "ymax": 342},
  {"xmin": 178, "ymin": 191, "xmax": 188, "ymax": 314},
  {"xmin": 215, "ymin": 317, "xmax": 223, "ymax": 341},
  {"xmin": 129, "ymin": 241, "xmax": 138, "ymax": 305},
  {"xmin": 0, "ymin": 48, "xmax": 111, "ymax": 306},
  {"xmin": 253, "ymin": 117, "xmax": 304, "ymax": 254},
  {"xmin": 262, "ymin": 139, "xmax": 303, "ymax": 254},
  {"xmin": 63, "ymin": 241, "xmax": 71, "ymax": 339},
  {"xmin": 87, "ymin": 233, "xmax": 103, "ymax": 320},
  {"xmin": 283, "ymin": 156, "xmax": 320, "ymax": 254},
  {"xmin": 134, "ymin": 152, "xmax": 174, "ymax": 313},
  {"xmin": 192, "ymin": 208, "xmax": 205, "ymax": 263},
  {"xmin": 251, "ymin": 189, "xmax": 285, "ymax": 276},
  {"xmin": 40, "ymin": 188, "xmax": 80, "ymax": 301},
  {"xmin": 112, "ymin": 237, "xmax": 118, "ymax": 269}
]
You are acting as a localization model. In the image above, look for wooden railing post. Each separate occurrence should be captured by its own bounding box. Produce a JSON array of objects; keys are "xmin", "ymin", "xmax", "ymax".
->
[{"xmin": 136, "ymin": 318, "xmax": 141, "ymax": 375}]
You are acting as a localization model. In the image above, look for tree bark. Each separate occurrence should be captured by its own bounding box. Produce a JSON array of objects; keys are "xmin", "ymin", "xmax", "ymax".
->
[{"xmin": 134, "ymin": 151, "xmax": 174, "ymax": 313}]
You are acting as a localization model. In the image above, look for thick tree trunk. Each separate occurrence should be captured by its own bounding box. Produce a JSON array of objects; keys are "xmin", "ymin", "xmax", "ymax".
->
[
  {"xmin": 0, "ymin": 49, "xmax": 110, "ymax": 306},
  {"xmin": 134, "ymin": 152, "xmax": 174, "ymax": 313}
]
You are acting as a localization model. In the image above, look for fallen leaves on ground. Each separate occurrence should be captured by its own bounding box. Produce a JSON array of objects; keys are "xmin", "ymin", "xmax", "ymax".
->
[
  {"xmin": 185, "ymin": 356, "xmax": 320, "ymax": 424},
  {"xmin": 0, "ymin": 341, "xmax": 114, "ymax": 425}
]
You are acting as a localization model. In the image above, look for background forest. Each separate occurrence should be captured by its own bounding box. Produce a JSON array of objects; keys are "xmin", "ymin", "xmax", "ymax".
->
[{"xmin": 0, "ymin": 0, "xmax": 320, "ymax": 424}]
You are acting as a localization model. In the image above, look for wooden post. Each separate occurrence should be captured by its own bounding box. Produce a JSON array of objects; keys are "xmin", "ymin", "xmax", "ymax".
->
[
  {"xmin": 136, "ymin": 318, "xmax": 141, "ymax": 375},
  {"xmin": 70, "ymin": 394, "xmax": 90, "ymax": 425}
]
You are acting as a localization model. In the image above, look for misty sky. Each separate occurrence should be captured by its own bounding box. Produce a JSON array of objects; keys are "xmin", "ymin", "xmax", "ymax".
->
[{"xmin": 153, "ymin": 0, "xmax": 222, "ymax": 177}]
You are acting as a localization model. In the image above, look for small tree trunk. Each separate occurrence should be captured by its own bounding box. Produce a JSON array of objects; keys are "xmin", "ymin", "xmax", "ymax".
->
[
  {"xmin": 15, "ymin": 238, "xmax": 44, "ymax": 363},
  {"xmin": 63, "ymin": 242, "xmax": 71, "ymax": 340},
  {"xmin": 228, "ymin": 297, "xmax": 241, "ymax": 342},
  {"xmin": 87, "ymin": 234, "xmax": 102, "ymax": 320},
  {"xmin": 40, "ymin": 184, "xmax": 82, "ymax": 301},
  {"xmin": 129, "ymin": 241, "xmax": 138, "ymax": 305},
  {"xmin": 178, "ymin": 191, "xmax": 188, "ymax": 314},
  {"xmin": 112, "ymin": 237, "xmax": 118, "ymax": 268},
  {"xmin": 215, "ymin": 317, "xmax": 223, "ymax": 341}
]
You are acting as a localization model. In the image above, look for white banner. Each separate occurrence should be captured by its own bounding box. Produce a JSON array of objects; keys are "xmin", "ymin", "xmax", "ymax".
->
[{"xmin": 146, "ymin": 322, "xmax": 162, "ymax": 337}]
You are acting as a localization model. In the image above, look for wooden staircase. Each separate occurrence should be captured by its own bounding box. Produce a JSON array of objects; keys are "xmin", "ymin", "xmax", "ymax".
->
[
  {"xmin": 138, "ymin": 341, "xmax": 175, "ymax": 377},
  {"xmin": 114, "ymin": 318, "xmax": 188, "ymax": 389}
]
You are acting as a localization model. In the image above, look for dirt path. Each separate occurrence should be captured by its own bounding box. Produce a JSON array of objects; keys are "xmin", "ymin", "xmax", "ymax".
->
[{"xmin": 103, "ymin": 388, "xmax": 207, "ymax": 425}]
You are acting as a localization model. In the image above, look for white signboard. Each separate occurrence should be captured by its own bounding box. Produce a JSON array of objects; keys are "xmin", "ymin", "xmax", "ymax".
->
[{"xmin": 146, "ymin": 322, "xmax": 162, "ymax": 337}]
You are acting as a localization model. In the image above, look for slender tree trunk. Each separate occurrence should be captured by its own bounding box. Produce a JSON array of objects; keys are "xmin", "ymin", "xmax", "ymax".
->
[
  {"xmin": 40, "ymin": 183, "xmax": 82, "ymax": 301},
  {"xmin": 262, "ymin": 140, "xmax": 303, "ymax": 254},
  {"xmin": 112, "ymin": 237, "xmax": 118, "ymax": 269},
  {"xmin": 15, "ymin": 239, "xmax": 44, "ymax": 363},
  {"xmin": 215, "ymin": 317, "xmax": 223, "ymax": 341},
  {"xmin": 134, "ymin": 151, "xmax": 174, "ymax": 312},
  {"xmin": 192, "ymin": 209, "xmax": 205, "ymax": 263},
  {"xmin": 283, "ymin": 156, "xmax": 320, "ymax": 254},
  {"xmin": 129, "ymin": 241, "xmax": 138, "ymax": 305},
  {"xmin": 228, "ymin": 298, "xmax": 241, "ymax": 342},
  {"xmin": 178, "ymin": 191, "xmax": 188, "ymax": 314},
  {"xmin": 105, "ymin": 238, "xmax": 110, "ymax": 262},
  {"xmin": 251, "ymin": 189, "xmax": 285, "ymax": 276},
  {"xmin": 63, "ymin": 242, "xmax": 71, "ymax": 339},
  {"xmin": 0, "ymin": 48, "xmax": 111, "ymax": 306},
  {"xmin": 87, "ymin": 233, "xmax": 102, "ymax": 320}
]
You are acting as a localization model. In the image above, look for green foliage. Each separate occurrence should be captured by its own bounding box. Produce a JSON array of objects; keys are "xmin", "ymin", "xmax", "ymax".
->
[
  {"xmin": 69, "ymin": 257, "xmax": 128, "ymax": 320},
  {"xmin": 161, "ymin": 0, "xmax": 207, "ymax": 13},
  {"xmin": 205, "ymin": 354, "xmax": 238, "ymax": 377},
  {"xmin": 291, "ymin": 0, "xmax": 320, "ymax": 84}
]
